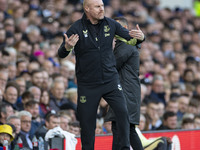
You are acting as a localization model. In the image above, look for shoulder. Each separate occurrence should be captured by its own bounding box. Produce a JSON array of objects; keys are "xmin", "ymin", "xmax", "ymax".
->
[
  {"xmin": 105, "ymin": 17, "xmax": 118, "ymax": 25},
  {"xmin": 68, "ymin": 19, "xmax": 82, "ymax": 30}
]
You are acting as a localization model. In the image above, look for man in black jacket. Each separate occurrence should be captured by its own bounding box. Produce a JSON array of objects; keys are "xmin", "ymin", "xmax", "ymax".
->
[
  {"xmin": 105, "ymin": 17, "xmax": 144, "ymax": 150},
  {"xmin": 58, "ymin": 0, "xmax": 144, "ymax": 149}
]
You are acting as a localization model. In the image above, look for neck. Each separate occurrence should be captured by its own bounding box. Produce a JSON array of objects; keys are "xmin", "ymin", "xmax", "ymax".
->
[
  {"xmin": 86, "ymin": 14, "xmax": 98, "ymax": 24},
  {"xmin": 90, "ymin": 19, "xmax": 98, "ymax": 24}
]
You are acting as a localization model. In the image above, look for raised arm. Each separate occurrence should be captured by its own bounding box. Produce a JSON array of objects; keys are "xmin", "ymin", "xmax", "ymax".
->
[
  {"xmin": 58, "ymin": 33, "xmax": 79, "ymax": 58},
  {"xmin": 129, "ymin": 24, "xmax": 144, "ymax": 41}
]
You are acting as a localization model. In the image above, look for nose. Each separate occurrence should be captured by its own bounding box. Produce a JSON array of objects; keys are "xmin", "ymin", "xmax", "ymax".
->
[{"xmin": 100, "ymin": 6, "xmax": 104, "ymax": 11}]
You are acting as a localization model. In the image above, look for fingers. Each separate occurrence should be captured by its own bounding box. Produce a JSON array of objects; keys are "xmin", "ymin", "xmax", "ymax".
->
[
  {"xmin": 64, "ymin": 34, "xmax": 79, "ymax": 50},
  {"xmin": 136, "ymin": 24, "xmax": 140, "ymax": 30},
  {"xmin": 69, "ymin": 34, "xmax": 79, "ymax": 43},
  {"xmin": 129, "ymin": 30, "xmax": 144, "ymax": 40}
]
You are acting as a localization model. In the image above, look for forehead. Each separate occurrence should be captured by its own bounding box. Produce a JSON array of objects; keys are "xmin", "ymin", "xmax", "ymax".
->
[
  {"xmin": 6, "ymin": 86, "xmax": 17, "ymax": 92},
  {"xmin": 10, "ymin": 118, "xmax": 20, "ymax": 123},
  {"xmin": 21, "ymin": 115, "xmax": 31, "ymax": 120},
  {"xmin": 87, "ymin": 0, "xmax": 103, "ymax": 6}
]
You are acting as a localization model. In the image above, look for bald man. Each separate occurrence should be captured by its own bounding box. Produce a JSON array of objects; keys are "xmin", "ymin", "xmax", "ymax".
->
[{"xmin": 58, "ymin": 0, "xmax": 144, "ymax": 149}]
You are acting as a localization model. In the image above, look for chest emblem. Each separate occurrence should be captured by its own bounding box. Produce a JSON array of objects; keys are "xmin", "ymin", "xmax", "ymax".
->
[
  {"xmin": 83, "ymin": 30, "xmax": 88, "ymax": 37},
  {"xmin": 104, "ymin": 25, "xmax": 110, "ymax": 32},
  {"xmin": 80, "ymin": 96, "xmax": 87, "ymax": 103}
]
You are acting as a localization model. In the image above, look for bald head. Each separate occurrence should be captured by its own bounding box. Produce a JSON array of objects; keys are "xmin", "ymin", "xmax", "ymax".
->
[
  {"xmin": 83, "ymin": 0, "xmax": 91, "ymax": 8},
  {"xmin": 82, "ymin": 0, "xmax": 104, "ymax": 24}
]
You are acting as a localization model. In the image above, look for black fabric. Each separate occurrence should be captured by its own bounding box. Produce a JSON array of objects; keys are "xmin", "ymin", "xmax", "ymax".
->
[
  {"xmin": 105, "ymin": 41, "xmax": 141, "ymax": 124},
  {"xmin": 58, "ymin": 13, "xmax": 133, "ymax": 85},
  {"xmin": 112, "ymin": 122, "xmax": 143, "ymax": 150},
  {"xmin": 77, "ymin": 79, "xmax": 130, "ymax": 150}
]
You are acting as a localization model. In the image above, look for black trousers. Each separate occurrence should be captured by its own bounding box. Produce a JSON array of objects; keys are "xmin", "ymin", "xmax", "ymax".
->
[
  {"xmin": 112, "ymin": 121, "xmax": 144, "ymax": 150},
  {"xmin": 77, "ymin": 79, "xmax": 130, "ymax": 150}
]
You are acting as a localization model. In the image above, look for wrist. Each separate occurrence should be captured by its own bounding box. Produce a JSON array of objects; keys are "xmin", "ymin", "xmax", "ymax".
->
[{"xmin": 65, "ymin": 46, "xmax": 74, "ymax": 52}]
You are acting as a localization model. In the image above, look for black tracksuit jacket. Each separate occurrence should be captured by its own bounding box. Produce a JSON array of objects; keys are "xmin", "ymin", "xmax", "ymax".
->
[{"xmin": 58, "ymin": 13, "xmax": 135, "ymax": 85}]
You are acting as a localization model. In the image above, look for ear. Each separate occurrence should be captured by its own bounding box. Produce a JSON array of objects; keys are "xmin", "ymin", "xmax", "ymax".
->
[
  {"xmin": 45, "ymin": 120, "xmax": 49, "ymax": 127},
  {"xmin": 85, "ymin": 6, "xmax": 89, "ymax": 12},
  {"xmin": 1, "ymin": 112, "xmax": 5, "ymax": 118}
]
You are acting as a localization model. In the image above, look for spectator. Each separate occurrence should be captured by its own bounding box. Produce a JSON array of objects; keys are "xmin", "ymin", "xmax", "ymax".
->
[
  {"xmin": 17, "ymin": 91, "xmax": 34, "ymax": 111},
  {"xmin": 0, "ymin": 70, "xmax": 8, "ymax": 93},
  {"xmin": 18, "ymin": 110, "xmax": 33, "ymax": 149},
  {"xmin": 177, "ymin": 94, "xmax": 190, "ymax": 124},
  {"xmin": 27, "ymin": 69, "xmax": 44, "ymax": 89},
  {"xmin": 7, "ymin": 115, "xmax": 21, "ymax": 135},
  {"xmin": 35, "ymin": 111, "xmax": 60, "ymax": 149},
  {"xmin": 181, "ymin": 118, "xmax": 194, "ymax": 130},
  {"xmin": 16, "ymin": 59, "xmax": 28, "ymax": 77},
  {"xmin": 39, "ymin": 89, "xmax": 51, "ymax": 118},
  {"xmin": 0, "ymin": 124, "xmax": 14, "ymax": 148},
  {"xmin": 24, "ymin": 100, "xmax": 42, "ymax": 137},
  {"xmin": 95, "ymin": 121, "xmax": 103, "ymax": 135},
  {"xmin": 28, "ymin": 86, "xmax": 41, "ymax": 102},
  {"xmin": 138, "ymin": 114, "xmax": 147, "ymax": 131},
  {"xmin": 145, "ymin": 101, "xmax": 162, "ymax": 130},
  {"xmin": 58, "ymin": 110, "xmax": 72, "ymax": 132},
  {"xmin": 15, "ymin": 77, "xmax": 26, "ymax": 98},
  {"xmin": 42, "ymin": 70, "xmax": 50, "ymax": 90},
  {"xmin": 148, "ymin": 75, "xmax": 166, "ymax": 105},
  {"xmin": 49, "ymin": 80, "xmax": 76, "ymax": 111},
  {"xmin": 194, "ymin": 115, "xmax": 200, "ymax": 129},
  {"xmin": 166, "ymin": 99, "xmax": 179, "ymax": 114},
  {"xmin": 7, "ymin": 115, "xmax": 21, "ymax": 149},
  {"xmin": 8, "ymin": 63, "xmax": 16, "ymax": 81},
  {"xmin": 3, "ymin": 81, "xmax": 20, "ymax": 110},
  {"xmin": 0, "ymin": 103, "xmax": 14, "ymax": 124},
  {"xmin": 64, "ymin": 88, "xmax": 77, "ymax": 105},
  {"xmin": 157, "ymin": 111, "xmax": 178, "ymax": 130},
  {"xmin": 69, "ymin": 121, "xmax": 80, "ymax": 136},
  {"xmin": 187, "ymin": 98, "xmax": 200, "ymax": 116},
  {"xmin": 102, "ymin": 121, "xmax": 112, "ymax": 134},
  {"xmin": 35, "ymin": 110, "xmax": 60, "ymax": 139},
  {"xmin": 27, "ymin": 61, "xmax": 40, "ymax": 74}
]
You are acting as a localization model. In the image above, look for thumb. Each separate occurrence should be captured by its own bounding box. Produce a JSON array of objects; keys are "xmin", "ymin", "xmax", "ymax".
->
[
  {"xmin": 136, "ymin": 24, "xmax": 140, "ymax": 30},
  {"xmin": 64, "ymin": 33, "xmax": 68, "ymax": 40}
]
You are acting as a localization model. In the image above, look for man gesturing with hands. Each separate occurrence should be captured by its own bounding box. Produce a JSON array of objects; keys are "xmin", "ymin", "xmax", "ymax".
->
[{"xmin": 58, "ymin": 0, "xmax": 144, "ymax": 149}]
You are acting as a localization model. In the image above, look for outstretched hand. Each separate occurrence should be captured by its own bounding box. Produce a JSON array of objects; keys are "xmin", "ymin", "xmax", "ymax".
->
[
  {"xmin": 64, "ymin": 33, "xmax": 79, "ymax": 51},
  {"xmin": 129, "ymin": 24, "xmax": 144, "ymax": 41}
]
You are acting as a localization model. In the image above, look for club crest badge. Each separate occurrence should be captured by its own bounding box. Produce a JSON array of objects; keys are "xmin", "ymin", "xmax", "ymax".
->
[
  {"xmin": 80, "ymin": 96, "xmax": 87, "ymax": 103},
  {"xmin": 83, "ymin": 30, "xmax": 88, "ymax": 37},
  {"xmin": 104, "ymin": 25, "xmax": 110, "ymax": 32}
]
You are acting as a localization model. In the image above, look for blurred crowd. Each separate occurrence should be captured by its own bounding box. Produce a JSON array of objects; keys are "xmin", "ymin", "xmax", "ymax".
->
[{"xmin": 0, "ymin": 0, "xmax": 200, "ymax": 149}]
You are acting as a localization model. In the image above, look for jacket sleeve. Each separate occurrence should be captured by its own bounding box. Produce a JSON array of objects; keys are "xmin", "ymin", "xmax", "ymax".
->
[
  {"xmin": 58, "ymin": 39, "xmax": 71, "ymax": 58},
  {"xmin": 114, "ymin": 20, "xmax": 145, "ymax": 46},
  {"xmin": 114, "ymin": 20, "xmax": 132, "ymax": 41},
  {"xmin": 58, "ymin": 23, "xmax": 78, "ymax": 58}
]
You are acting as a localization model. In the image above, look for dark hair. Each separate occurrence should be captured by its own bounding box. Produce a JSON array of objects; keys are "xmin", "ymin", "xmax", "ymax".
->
[
  {"xmin": 16, "ymin": 59, "xmax": 27, "ymax": 67},
  {"xmin": 21, "ymin": 91, "xmax": 34, "ymax": 100},
  {"xmin": 31, "ymin": 69, "xmax": 43, "ymax": 76},
  {"xmin": 0, "ymin": 103, "xmax": 12, "ymax": 117},
  {"xmin": 45, "ymin": 110, "xmax": 60, "ymax": 122},
  {"xmin": 69, "ymin": 121, "xmax": 80, "ymax": 128},
  {"xmin": 163, "ymin": 111, "xmax": 176, "ymax": 120},
  {"xmin": 113, "ymin": 16, "xmax": 128, "ymax": 27},
  {"xmin": 24, "ymin": 100, "xmax": 39, "ymax": 108},
  {"xmin": 182, "ymin": 118, "xmax": 194, "ymax": 125},
  {"xmin": 5, "ymin": 81, "xmax": 20, "ymax": 97}
]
